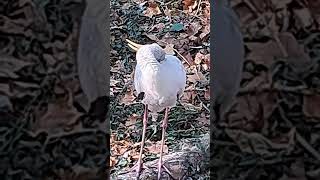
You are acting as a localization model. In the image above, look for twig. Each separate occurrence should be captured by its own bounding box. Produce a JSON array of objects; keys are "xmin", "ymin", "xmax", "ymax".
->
[
  {"xmin": 173, "ymin": 49, "xmax": 192, "ymax": 66},
  {"xmin": 195, "ymin": 0, "xmax": 202, "ymax": 17},
  {"xmin": 296, "ymin": 132, "xmax": 320, "ymax": 161},
  {"xmin": 196, "ymin": 94, "xmax": 210, "ymax": 113},
  {"xmin": 278, "ymin": 106, "xmax": 320, "ymax": 161}
]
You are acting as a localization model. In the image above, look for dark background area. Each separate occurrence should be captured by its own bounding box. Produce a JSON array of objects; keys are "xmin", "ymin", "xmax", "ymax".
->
[
  {"xmin": 212, "ymin": 0, "xmax": 320, "ymax": 179},
  {"xmin": 0, "ymin": 0, "xmax": 108, "ymax": 179}
]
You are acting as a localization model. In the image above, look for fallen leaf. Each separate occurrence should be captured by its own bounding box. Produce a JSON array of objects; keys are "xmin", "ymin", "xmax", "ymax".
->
[
  {"xmin": 181, "ymin": 102, "xmax": 202, "ymax": 111},
  {"xmin": 180, "ymin": 91, "xmax": 196, "ymax": 103},
  {"xmin": 125, "ymin": 114, "xmax": 140, "ymax": 129},
  {"xmin": 187, "ymin": 71, "xmax": 207, "ymax": 83},
  {"xmin": 194, "ymin": 52, "xmax": 205, "ymax": 64},
  {"xmin": 33, "ymin": 94, "xmax": 82, "ymax": 133},
  {"xmin": 110, "ymin": 156, "xmax": 118, "ymax": 167},
  {"xmin": 196, "ymin": 116, "xmax": 209, "ymax": 126},
  {"xmin": 226, "ymin": 128, "xmax": 296, "ymax": 156},
  {"xmin": 164, "ymin": 44, "xmax": 175, "ymax": 55},
  {"xmin": 120, "ymin": 90, "xmax": 135, "ymax": 105},
  {"xmin": 293, "ymin": 8, "xmax": 313, "ymax": 28},
  {"xmin": 186, "ymin": 22, "xmax": 202, "ymax": 36},
  {"xmin": 183, "ymin": 0, "xmax": 196, "ymax": 10},
  {"xmin": 143, "ymin": 2, "xmax": 162, "ymax": 18},
  {"xmin": 0, "ymin": 55, "xmax": 33, "ymax": 78},
  {"xmin": 145, "ymin": 141, "xmax": 168, "ymax": 154},
  {"xmin": 303, "ymin": 94, "xmax": 320, "ymax": 119},
  {"xmin": 204, "ymin": 88, "xmax": 210, "ymax": 100},
  {"xmin": 183, "ymin": 52, "xmax": 195, "ymax": 66}
]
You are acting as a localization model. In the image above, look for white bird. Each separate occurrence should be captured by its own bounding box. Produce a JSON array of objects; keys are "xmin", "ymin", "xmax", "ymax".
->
[
  {"xmin": 126, "ymin": 39, "xmax": 186, "ymax": 179},
  {"xmin": 213, "ymin": 1, "xmax": 245, "ymax": 122}
]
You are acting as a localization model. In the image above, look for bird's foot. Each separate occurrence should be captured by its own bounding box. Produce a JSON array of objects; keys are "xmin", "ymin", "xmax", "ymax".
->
[
  {"xmin": 157, "ymin": 162, "xmax": 173, "ymax": 180},
  {"xmin": 129, "ymin": 161, "xmax": 149, "ymax": 179}
]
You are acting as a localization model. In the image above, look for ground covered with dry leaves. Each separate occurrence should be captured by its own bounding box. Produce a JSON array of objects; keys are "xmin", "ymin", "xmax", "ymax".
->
[
  {"xmin": 0, "ymin": 0, "xmax": 107, "ymax": 179},
  {"xmin": 213, "ymin": 0, "xmax": 320, "ymax": 179},
  {"xmin": 110, "ymin": 0, "xmax": 210, "ymax": 178}
]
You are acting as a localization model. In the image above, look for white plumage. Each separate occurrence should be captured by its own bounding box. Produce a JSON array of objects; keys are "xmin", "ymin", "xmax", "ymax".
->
[
  {"xmin": 126, "ymin": 40, "xmax": 186, "ymax": 180},
  {"xmin": 134, "ymin": 43, "xmax": 186, "ymax": 112}
]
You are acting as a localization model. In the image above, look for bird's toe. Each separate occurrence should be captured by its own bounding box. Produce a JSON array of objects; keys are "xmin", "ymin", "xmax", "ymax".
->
[{"xmin": 157, "ymin": 163, "xmax": 173, "ymax": 180}]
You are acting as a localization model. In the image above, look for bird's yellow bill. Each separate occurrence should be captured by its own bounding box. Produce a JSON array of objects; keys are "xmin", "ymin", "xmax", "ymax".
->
[{"xmin": 126, "ymin": 39, "xmax": 143, "ymax": 52}]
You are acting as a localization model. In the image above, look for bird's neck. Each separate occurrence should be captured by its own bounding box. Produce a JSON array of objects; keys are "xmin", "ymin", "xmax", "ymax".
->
[{"xmin": 138, "ymin": 57, "xmax": 161, "ymax": 68}]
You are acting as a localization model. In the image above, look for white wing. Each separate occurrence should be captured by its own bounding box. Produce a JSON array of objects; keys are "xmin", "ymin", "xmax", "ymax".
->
[
  {"xmin": 134, "ymin": 55, "xmax": 186, "ymax": 111},
  {"xmin": 134, "ymin": 64, "xmax": 143, "ymax": 96},
  {"xmin": 157, "ymin": 55, "xmax": 186, "ymax": 98}
]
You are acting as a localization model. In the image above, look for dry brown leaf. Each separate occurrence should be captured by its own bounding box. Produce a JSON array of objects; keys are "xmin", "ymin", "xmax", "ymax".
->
[
  {"xmin": 226, "ymin": 128, "xmax": 296, "ymax": 156},
  {"xmin": 43, "ymin": 54, "xmax": 57, "ymax": 66},
  {"xmin": 195, "ymin": 116, "xmax": 209, "ymax": 126},
  {"xmin": 125, "ymin": 113, "xmax": 140, "ymax": 129},
  {"xmin": 270, "ymin": 0, "xmax": 292, "ymax": 9},
  {"xmin": 246, "ymin": 32, "xmax": 310, "ymax": 67},
  {"xmin": 226, "ymin": 92, "xmax": 278, "ymax": 131},
  {"xmin": 180, "ymin": 91, "xmax": 195, "ymax": 103},
  {"xmin": 186, "ymin": 22, "xmax": 202, "ymax": 36},
  {"xmin": 111, "ymin": 138, "xmax": 133, "ymax": 156},
  {"xmin": 278, "ymin": 158, "xmax": 306, "ymax": 180},
  {"xmin": 145, "ymin": 141, "xmax": 168, "ymax": 154},
  {"xmin": 144, "ymin": 2, "xmax": 162, "ymax": 18},
  {"xmin": 204, "ymin": 88, "xmax": 210, "ymax": 100},
  {"xmin": 183, "ymin": 0, "xmax": 197, "ymax": 11},
  {"xmin": 33, "ymin": 95, "xmax": 82, "ymax": 133},
  {"xmin": 120, "ymin": 90, "xmax": 135, "ymax": 105},
  {"xmin": 303, "ymin": 94, "xmax": 320, "ymax": 119},
  {"xmin": 164, "ymin": 44, "xmax": 175, "ymax": 55},
  {"xmin": 199, "ymin": 25, "xmax": 210, "ymax": 39},
  {"xmin": 187, "ymin": 71, "xmax": 207, "ymax": 83},
  {"xmin": 148, "ymin": 23, "xmax": 165, "ymax": 32},
  {"xmin": 182, "ymin": 52, "xmax": 194, "ymax": 66},
  {"xmin": 293, "ymin": 8, "xmax": 313, "ymax": 28},
  {"xmin": 131, "ymin": 153, "xmax": 145, "ymax": 160},
  {"xmin": 0, "ymin": 55, "xmax": 33, "ymax": 78},
  {"xmin": 194, "ymin": 52, "xmax": 206, "ymax": 64},
  {"xmin": 110, "ymin": 156, "xmax": 118, "ymax": 167},
  {"xmin": 240, "ymin": 70, "xmax": 271, "ymax": 91},
  {"xmin": 181, "ymin": 102, "xmax": 202, "ymax": 111}
]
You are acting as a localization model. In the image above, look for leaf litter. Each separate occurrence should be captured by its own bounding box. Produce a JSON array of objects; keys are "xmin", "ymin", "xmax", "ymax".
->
[
  {"xmin": 213, "ymin": 0, "xmax": 320, "ymax": 179},
  {"xmin": 110, "ymin": 0, "xmax": 210, "ymax": 178},
  {"xmin": 0, "ymin": 0, "xmax": 108, "ymax": 179}
]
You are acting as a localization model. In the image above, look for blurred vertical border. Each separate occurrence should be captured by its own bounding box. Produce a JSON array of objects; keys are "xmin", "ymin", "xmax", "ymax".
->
[{"xmin": 0, "ymin": 0, "xmax": 110, "ymax": 179}]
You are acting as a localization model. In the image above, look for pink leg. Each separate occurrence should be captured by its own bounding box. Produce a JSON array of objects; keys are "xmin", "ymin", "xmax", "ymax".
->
[
  {"xmin": 157, "ymin": 108, "xmax": 173, "ymax": 180},
  {"xmin": 132, "ymin": 104, "xmax": 148, "ymax": 179}
]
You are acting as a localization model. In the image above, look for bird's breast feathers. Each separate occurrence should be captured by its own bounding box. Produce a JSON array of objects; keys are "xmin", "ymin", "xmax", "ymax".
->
[{"xmin": 134, "ymin": 55, "xmax": 186, "ymax": 107}]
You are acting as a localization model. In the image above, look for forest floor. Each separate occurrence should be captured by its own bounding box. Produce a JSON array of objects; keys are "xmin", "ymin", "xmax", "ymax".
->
[
  {"xmin": 213, "ymin": 0, "xmax": 320, "ymax": 179},
  {"xmin": 110, "ymin": 0, "xmax": 210, "ymax": 179}
]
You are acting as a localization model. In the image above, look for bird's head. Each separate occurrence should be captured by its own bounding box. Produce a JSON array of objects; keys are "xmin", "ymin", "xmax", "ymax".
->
[{"xmin": 126, "ymin": 39, "xmax": 166, "ymax": 63}]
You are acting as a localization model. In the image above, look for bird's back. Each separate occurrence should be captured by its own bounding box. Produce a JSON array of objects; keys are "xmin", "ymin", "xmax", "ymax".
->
[{"xmin": 135, "ymin": 55, "xmax": 186, "ymax": 112}]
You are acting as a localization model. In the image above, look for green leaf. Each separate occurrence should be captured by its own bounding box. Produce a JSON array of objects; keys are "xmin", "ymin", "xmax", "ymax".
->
[{"xmin": 170, "ymin": 23, "xmax": 184, "ymax": 32}]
